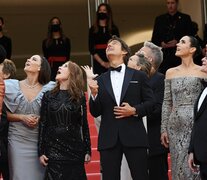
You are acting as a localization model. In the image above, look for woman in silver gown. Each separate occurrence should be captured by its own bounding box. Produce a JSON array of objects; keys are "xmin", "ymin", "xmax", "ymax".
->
[
  {"xmin": 3, "ymin": 55, "xmax": 55, "ymax": 180},
  {"xmin": 161, "ymin": 36, "xmax": 207, "ymax": 180}
]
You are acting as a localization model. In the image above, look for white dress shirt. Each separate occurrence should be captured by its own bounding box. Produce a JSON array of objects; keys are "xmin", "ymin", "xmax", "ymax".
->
[
  {"xmin": 110, "ymin": 64, "xmax": 126, "ymax": 106},
  {"xmin": 197, "ymin": 87, "xmax": 207, "ymax": 111}
]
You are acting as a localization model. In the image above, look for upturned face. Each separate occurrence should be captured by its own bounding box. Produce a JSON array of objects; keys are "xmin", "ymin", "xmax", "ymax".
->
[
  {"xmin": 55, "ymin": 62, "xmax": 70, "ymax": 82},
  {"xmin": 24, "ymin": 55, "xmax": 41, "ymax": 73},
  {"xmin": 137, "ymin": 47, "xmax": 152, "ymax": 63},
  {"xmin": 128, "ymin": 55, "xmax": 141, "ymax": 70},
  {"xmin": 106, "ymin": 40, "xmax": 126, "ymax": 58},
  {"xmin": 175, "ymin": 36, "xmax": 194, "ymax": 58}
]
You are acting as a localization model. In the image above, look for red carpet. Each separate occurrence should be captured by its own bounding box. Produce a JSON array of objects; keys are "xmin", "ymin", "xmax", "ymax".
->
[{"xmin": 85, "ymin": 99, "xmax": 101, "ymax": 180}]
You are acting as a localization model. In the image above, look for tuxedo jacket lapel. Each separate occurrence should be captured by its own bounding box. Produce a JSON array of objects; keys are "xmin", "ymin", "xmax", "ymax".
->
[
  {"xmin": 120, "ymin": 68, "xmax": 134, "ymax": 103},
  {"xmin": 194, "ymin": 93, "xmax": 200, "ymax": 118},
  {"xmin": 102, "ymin": 71, "xmax": 117, "ymax": 104},
  {"xmin": 196, "ymin": 95, "xmax": 207, "ymax": 119}
]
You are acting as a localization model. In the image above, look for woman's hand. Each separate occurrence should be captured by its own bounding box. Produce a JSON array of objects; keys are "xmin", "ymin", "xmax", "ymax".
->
[
  {"xmin": 39, "ymin": 155, "xmax": 49, "ymax": 167},
  {"xmin": 101, "ymin": 61, "xmax": 110, "ymax": 68},
  {"xmin": 88, "ymin": 79, "xmax": 99, "ymax": 97},
  {"xmin": 160, "ymin": 132, "xmax": 169, "ymax": 148},
  {"xmin": 188, "ymin": 153, "xmax": 199, "ymax": 173},
  {"xmin": 81, "ymin": 65, "xmax": 98, "ymax": 80},
  {"xmin": 21, "ymin": 114, "xmax": 39, "ymax": 128},
  {"xmin": 84, "ymin": 154, "xmax": 91, "ymax": 163}
]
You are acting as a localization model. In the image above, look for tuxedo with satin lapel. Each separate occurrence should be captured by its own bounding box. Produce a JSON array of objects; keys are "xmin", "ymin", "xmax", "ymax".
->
[
  {"xmin": 89, "ymin": 67, "xmax": 154, "ymax": 151},
  {"xmin": 90, "ymin": 67, "xmax": 154, "ymax": 179},
  {"xmin": 189, "ymin": 89, "xmax": 207, "ymax": 163}
]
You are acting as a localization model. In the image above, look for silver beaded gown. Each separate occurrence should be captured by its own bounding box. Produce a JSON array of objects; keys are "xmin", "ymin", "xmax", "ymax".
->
[
  {"xmin": 161, "ymin": 77, "xmax": 204, "ymax": 180},
  {"xmin": 3, "ymin": 79, "xmax": 55, "ymax": 180}
]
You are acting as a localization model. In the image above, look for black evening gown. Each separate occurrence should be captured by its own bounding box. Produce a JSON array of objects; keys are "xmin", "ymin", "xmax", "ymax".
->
[{"xmin": 38, "ymin": 90, "xmax": 91, "ymax": 180}]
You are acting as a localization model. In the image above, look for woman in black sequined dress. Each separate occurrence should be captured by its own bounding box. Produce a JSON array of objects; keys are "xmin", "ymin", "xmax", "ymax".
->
[{"xmin": 38, "ymin": 61, "xmax": 91, "ymax": 180}]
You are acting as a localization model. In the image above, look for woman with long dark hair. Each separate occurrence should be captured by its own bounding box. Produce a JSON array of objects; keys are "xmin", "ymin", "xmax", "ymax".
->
[
  {"xmin": 4, "ymin": 55, "xmax": 55, "ymax": 180},
  {"xmin": 161, "ymin": 36, "xmax": 207, "ymax": 179},
  {"xmin": 42, "ymin": 17, "xmax": 71, "ymax": 81},
  {"xmin": 89, "ymin": 3, "xmax": 119, "ymax": 75}
]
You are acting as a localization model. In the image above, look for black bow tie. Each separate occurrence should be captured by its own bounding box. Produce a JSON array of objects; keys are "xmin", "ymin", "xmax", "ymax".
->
[
  {"xmin": 109, "ymin": 66, "xmax": 122, "ymax": 72},
  {"xmin": 201, "ymin": 79, "xmax": 207, "ymax": 88}
]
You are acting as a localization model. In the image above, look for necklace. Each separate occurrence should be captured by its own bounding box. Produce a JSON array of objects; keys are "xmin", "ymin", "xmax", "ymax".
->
[{"xmin": 23, "ymin": 80, "xmax": 39, "ymax": 89}]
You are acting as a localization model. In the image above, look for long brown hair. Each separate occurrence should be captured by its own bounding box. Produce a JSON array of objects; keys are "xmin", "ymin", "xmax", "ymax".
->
[
  {"xmin": 52, "ymin": 61, "xmax": 85, "ymax": 103},
  {"xmin": 38, "ymin": 56, "xmax": 51, "ymax": 85}
]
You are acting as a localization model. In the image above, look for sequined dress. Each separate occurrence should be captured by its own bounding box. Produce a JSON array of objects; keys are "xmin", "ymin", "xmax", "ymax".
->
[
  {"xmin": 161, "ymin": 77, "xmax": 203, "ymax": 180},
  {"xmin": 38, "ymin": 90, "xmax": 91, "ymax": 180}
]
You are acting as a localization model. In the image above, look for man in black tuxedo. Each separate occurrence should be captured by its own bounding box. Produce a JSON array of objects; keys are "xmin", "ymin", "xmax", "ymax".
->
[
  {"xmin": 188, "ymin": 56, "xmax": 207, "ymax": 180},
  {"xmin": 151, "ymin": 0, "xmax": 193, "ymax": 74},
  {"xmin": 88, "ymin": 35, "xmax": 154, "ymax": 180},
  {"xmin": 138, "ymin": 41, "xmax": 169, "ymax": 180}
]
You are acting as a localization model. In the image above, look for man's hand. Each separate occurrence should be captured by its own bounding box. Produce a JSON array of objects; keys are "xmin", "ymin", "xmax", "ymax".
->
[
  {"xmin": 166, "ymin": 39, "xmax": 177, "ymax": 48},
  {"xmin": 101, "ymin": 61, "xmax": 110, "ymax": 68},
  {"xmin": 113, "ymin": 102, "xmax": 136, "ymax": 119},
  {"xmin": 161, "ymin": 39, "xmax": 177, "ymax": 48}
]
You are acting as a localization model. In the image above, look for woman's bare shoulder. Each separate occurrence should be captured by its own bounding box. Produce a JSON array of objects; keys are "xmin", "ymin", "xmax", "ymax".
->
[
  {"xmin": 165, "ymin": 67, "xmax": 180, "ymax": 79},
  {"xmin": 194, "ymin": 65, "xmax": 207, "ymax": 78}
]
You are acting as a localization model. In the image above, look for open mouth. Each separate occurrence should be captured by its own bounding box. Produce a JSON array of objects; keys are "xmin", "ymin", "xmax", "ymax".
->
[{"xmin": 57, "ymin": 71, "xmax": 61, "ymax": 74}]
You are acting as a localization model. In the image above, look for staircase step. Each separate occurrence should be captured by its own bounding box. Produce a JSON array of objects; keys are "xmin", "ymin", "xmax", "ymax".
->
[
  {"xmin": 91, "ymin": 148, "xmax": 100, "ymax": 161},
  {"xmin": 86, "ymin": 94, "xmax": 101, "ymax": 180},
  {"xmin": 85, "ymin": 160, "xmax": 100, "ymax": 173},
  {"xmin": 91, "ymin": 136, "xmax": 98, "ymax": 149},
  {"xmin": 89, "ymin": 124, "xmax": 98, "ymax": 137},
  {"xmin": 87, "ymin": 173, "xmax": 101, "ymax": 180},
  {"xmin": 88, "ymin": 113, "xmax": 95, "ymax": 124}
]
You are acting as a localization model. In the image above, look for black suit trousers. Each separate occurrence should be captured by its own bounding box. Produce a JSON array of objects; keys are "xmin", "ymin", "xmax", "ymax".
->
[
  {"xmin": 199, "ymin": 162, "xmax": 207, "ymax": 180},
  {"xmin": 100, "ymin": 138, "xmax": 148, "ymax": 180},
  {"xmin": 148, "ymin": 153, "xmax": 169, "ymax": 180}
]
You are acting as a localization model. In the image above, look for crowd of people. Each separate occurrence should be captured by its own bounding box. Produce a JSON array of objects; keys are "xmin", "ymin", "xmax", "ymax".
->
[{"xmin": 0, "ymin": 0, "xmax": 207, "ymax": 180}]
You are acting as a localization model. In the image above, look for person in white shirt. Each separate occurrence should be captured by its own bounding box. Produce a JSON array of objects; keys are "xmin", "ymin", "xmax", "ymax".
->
[{"xmin": 87, "ymin": 35, "xmax": 154, "ymax": 180}]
